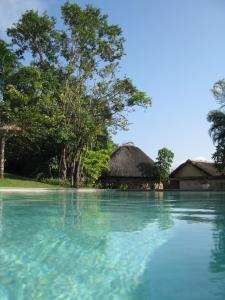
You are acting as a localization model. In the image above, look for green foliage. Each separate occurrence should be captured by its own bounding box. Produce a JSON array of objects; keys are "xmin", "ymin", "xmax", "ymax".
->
[
  {"xmin": 5, "ymin": 66, "xmax": 42, "ymax": 108},
  {"xmin": 82, "ymin": 140, "xmax": 117, "ymax": 186},
  {"xmin": 207, "ymin": 110, "xmax": 225, "ymax": 144},
  {"xmin": 0, "ymin": 39, "xmax": 47, "ymax": 128},
  {"xmin": 39, "ymin": 177, "xmax": 70, "ymax": 187},
  {"xmin": 61, "ymin": 2, "xmax": 125, "ymax": 64},
  {"xmin": 0, "ymin": 40, "xmax": 17, "ymax": 125},
  {"xmin": 7, "ymin": 10, "xmax": 59, "ymax": 64},
  {"xmin": 208, "ymin": 80, "xmax": 225, "ymax": 173},
  {"xmin": 0, "ymin": 39, "xmax": 17, "ymax": 91},
  {"xmin": 2, "ymin": 2, "xmax": 152, "ymax": 185},
  {"xmin": 212, "ymin": 143, "xmax": 225, "ymax": 174},
  {"xmin": 212, "ymin": 80, "xmax": 225, "ymax": 109},
  {"xmin": 82, "ymin": 149, "xmax": 110, "ymax": 186},
  {"xmin": 156, "ymin": 148, "xmax": 174, "ymax": 185}
]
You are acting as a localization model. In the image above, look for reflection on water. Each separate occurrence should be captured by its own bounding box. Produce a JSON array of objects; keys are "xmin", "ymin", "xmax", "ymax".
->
[
  {"xmin": 0, "ymin": 191, "xmax": 225, "ymax": 300},
  {"xmin": 210, "ymin": 197, "xmax": 225, "ymax": 273}
]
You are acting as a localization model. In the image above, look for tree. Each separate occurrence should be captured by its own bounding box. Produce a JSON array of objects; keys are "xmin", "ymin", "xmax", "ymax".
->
[
  {"xmin": 212, "ymin": 143, "xmax": 225, "ymax": 174},
  {"xmin": 7, "ymin": 3, "xmax": 152, "ymax": 186},
  {"xmin": 82, "ymin": 139, "xmax": 117, "ymax": 186},
  {"xmin": 212, "ymin": 80, "xmax": 225, "ymax": 109},
  {"xmin": 0, "ymin": 40, "xmax": 19, "ymax": 178},
  {"xmin": 156, "ymin": 148, "xmax": 174, "ymax": 186},
  {"xmin": 0, "ymin": 39, "xmax": 52, "ymax": 179},
  {"xmin": 208, "ymin": 80, "xmax": 225, "ymax": 173},
  {"xmin": 0, "ymin": 124, "xmax": 20, "ymax": 179}
]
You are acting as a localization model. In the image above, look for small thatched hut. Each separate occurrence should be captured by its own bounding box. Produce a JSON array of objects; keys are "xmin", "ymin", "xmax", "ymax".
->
[
  {"xmin": 102, "ymin": 144, "xmax": 159, "ymax": 189},
  {"xmin": 169, "ymin": 159, "xmax": 225, "ymax": 190}
]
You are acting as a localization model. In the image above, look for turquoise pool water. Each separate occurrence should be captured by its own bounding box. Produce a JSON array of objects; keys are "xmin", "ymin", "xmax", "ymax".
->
[{"xmin": 0, "ymin": 191, "xmax": 225, "ymax": 300}]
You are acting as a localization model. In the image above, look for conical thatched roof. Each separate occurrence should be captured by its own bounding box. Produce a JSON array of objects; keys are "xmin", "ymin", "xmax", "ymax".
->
[{"xmin": 107, "ymin": 144, "xmax": 159, "ymax": 178}]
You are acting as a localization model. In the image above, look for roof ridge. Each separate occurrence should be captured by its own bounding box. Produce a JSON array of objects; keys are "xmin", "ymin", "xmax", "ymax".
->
[{"xmin": 191, "ymin": 160, "xmax": 213, "ymax": 164}]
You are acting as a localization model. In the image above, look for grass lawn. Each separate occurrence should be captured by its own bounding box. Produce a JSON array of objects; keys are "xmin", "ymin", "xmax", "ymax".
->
[{"xmin": 0, "ymin": 174, "xmax": 67, "ymax": 189}]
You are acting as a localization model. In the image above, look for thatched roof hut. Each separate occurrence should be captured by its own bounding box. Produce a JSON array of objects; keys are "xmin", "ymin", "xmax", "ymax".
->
[
  {"xmin": 102, "ymin": 144, "xmax": 159, "ymax": 188},
  {"xmin": 169, "ymin": 159, "xmax": 225, "ymax": 190}
]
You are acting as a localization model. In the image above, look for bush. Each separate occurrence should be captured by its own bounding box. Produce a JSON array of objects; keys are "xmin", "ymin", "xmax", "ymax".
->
[
  {"xmin": 40, "ymin": 177, "xmax": 70, "ymax": 187},
  {"xmin": 36, "ymin": 172, "xmax": 45, "ymax": 181}
]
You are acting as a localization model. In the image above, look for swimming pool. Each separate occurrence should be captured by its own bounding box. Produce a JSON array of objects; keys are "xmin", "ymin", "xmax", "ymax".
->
[{"xmin": 0, "ymin": 191, "xmax": 225, "ymax": 300}]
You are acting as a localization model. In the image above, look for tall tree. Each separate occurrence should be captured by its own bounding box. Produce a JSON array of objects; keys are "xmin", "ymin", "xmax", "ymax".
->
[
  {"xmin": 7, "ymin": 3, "xmax": 152, "ymax": 186},
  {"xmin": 0, "ymin": 40, "xmax": 19, "ymax": 178},
  {"xmin": 156, "ymin": 147, "xmax": 174, "ymax": 187},
  {"xmin": 208, "ymin": 80, "xmax": 225, "ymax": 173},
  {"xmin": 0, "ymin": 39, "xmax": 52, "ymax": 178}
]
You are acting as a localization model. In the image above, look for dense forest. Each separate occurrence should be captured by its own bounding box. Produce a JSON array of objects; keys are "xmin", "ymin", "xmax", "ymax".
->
[{"xmin": 0, "ymin": 2, "xmax": 151, "ymax": 187}]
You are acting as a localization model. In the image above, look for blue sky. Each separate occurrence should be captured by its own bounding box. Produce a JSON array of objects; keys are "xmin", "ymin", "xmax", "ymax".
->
[{"xmin": 1, "ymin": 0, "xmax": 225, "ymax": 167}]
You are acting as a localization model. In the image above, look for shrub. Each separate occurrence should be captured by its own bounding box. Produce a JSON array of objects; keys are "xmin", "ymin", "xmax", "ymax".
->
[{"xmin": 40, "ymin": 177, "xmax": 70, "ymax": 187}]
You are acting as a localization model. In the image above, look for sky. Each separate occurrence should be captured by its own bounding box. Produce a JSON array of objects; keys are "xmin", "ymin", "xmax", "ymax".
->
[{"xmin": 1, "ymin": 0, "xmax": 225, "ymax": 168}]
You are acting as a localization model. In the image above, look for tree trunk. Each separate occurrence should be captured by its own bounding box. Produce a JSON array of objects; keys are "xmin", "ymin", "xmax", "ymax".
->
[
  {"xmin": 60, "ymin": 146, "xmax": 67, "ymax": 182},
  {"xmin": 70, "ymin": 159, "xmax": 76, "ymax": 187},
  {"xmin": 74, "ymin": 158, "xmax": 81, "ymax": 188},
  {"xmin": 0, "ymin": 137, "xmax": 6, "ymax": 179}
]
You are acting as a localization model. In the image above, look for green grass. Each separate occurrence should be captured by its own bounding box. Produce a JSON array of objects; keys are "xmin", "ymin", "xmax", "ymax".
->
[{"xmin": 0, "ymin": 174, "xmax": 67, "ymax": 189}]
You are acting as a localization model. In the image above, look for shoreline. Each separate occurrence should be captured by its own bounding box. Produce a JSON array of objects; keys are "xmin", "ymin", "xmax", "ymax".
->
[{"xmin": 0, "ymin": 188, "xmax": 224, "ymax": 192}]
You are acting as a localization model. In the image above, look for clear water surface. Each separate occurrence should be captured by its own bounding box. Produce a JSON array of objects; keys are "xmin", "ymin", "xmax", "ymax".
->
[{"xmin": 0, "ymin": 191, "xmax": 225, "ymax": 300}]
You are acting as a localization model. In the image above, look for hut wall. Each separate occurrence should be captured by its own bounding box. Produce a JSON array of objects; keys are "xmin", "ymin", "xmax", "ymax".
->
[
  {"xmin": 180, "ymin": 180, "xmax": 208, "ymax": 190},
  {"xmin": 180, "ymin": 179, "xmax": 225, "ymax": 190},
  {"xmin": 106, "ymin": 177, "xmax": 155, "ymax": 184},
  {"xmin": 209, "ymin": 179, "xmax": 225, "ymax": 190}
]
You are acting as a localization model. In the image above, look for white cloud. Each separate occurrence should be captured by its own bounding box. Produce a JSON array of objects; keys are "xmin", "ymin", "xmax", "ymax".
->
[
  {"xmin": 192, "ymin": 156, "xmax": 213, "ymax": 162},
  {"xmin": 0, "ymin": 0, "xmax": 48, "ymax": 38}
]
